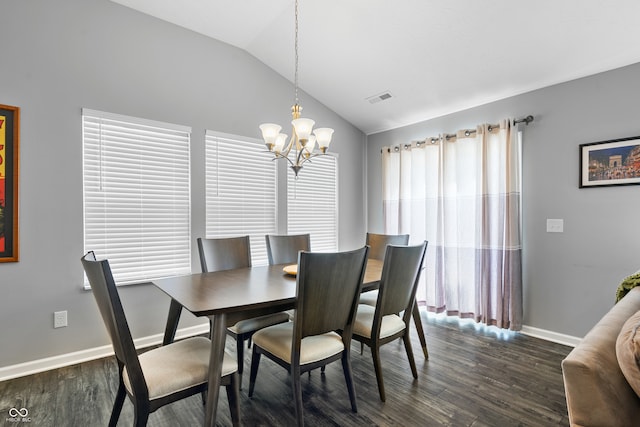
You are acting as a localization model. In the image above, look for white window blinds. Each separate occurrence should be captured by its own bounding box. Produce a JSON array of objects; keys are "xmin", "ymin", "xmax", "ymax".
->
[
  {"xmin": 82, "ymin": 109, "xmax": 192, "ymax": 286},
  {"xmin": 205, "ymin": 131, "xmax": 277, "ymax": 266},
  {"xmin": 287, "ymin": 155, "xmax": 338, "ymax": 251}
]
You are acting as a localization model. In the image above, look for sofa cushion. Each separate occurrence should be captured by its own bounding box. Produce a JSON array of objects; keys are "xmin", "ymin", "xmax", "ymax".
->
[
  {"xmin": 616, "ymin": 310, "xmax": 640, "ymax": 398},
  {"xmin": 562, "ymin": 286, "xmax": 640, "ymax": 427}
]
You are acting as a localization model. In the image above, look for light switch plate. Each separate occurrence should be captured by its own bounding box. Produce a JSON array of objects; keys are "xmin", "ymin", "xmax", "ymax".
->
[{"xmin": 546, "ymin": 219, "xmax": 564, "ymax": 233}]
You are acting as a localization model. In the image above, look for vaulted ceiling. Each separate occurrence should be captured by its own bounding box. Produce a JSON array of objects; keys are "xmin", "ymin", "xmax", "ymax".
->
[{"xmin": 111, "ymin": 0, "xmax": 640, "ymax": 135}]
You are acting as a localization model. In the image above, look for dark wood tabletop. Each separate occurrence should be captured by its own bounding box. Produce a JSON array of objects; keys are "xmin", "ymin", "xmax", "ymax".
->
[{"xmin": 153, "ymin": 258, "xmax": 383, "ymax": 318}]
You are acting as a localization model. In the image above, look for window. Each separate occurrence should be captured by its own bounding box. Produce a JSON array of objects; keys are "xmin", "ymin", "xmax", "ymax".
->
[
  {"xmin": 288, "ymin": 155, "xmax": 338, "ymax": 251},
  {"xmin": 205, "ymin": 131, "xmax": 277, "ymax": 266},
  {"xmin": 82, "ymin": 109, "xmax": 191, "ymax": 286}
]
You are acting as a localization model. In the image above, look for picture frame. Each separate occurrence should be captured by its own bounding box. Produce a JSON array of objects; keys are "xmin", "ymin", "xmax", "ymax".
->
[
  {"xmin": 579, "ymin": 135, "xmax": 640, "ymax": 188},
  {"xmin": 0, "ymin": 104, "xmax": 19, "ymax": 262}
]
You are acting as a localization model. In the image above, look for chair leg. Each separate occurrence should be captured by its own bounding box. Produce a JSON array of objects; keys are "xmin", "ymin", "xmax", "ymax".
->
[
  {"xmin": 108, "ymin": 379, "xmax": 127, "ymax": 427},
  {"xmin": 371, "ymin": 345, "xmax": 386, "ymax": 402},
  {"xmin": 133, "ymin": 406, "xmax": 150, "ymax": 427},
  {"xmin": 402, "ymin": 332, "xmax": 418, "ymax": 378},
  {"xmin": 412, "ymin": 303, "xmax": 429, "ymax": 359},
  {"xmin": 226, "ymin": 372, "xmax": 241, "ymax": 427},
  {"xmin": 291, "ymin": 364, "xmax": 304, "ymax": 426},
  {"xmin": 236, "ymin": 336, "xmax": 245, "ymax": 388},
  {"xmin": 341, "ymin": 352, "xmax": 358, "ymax": 413},
  {"xmin": 248, "ymin": 346, "xmax": 261, "ymax": 397}
]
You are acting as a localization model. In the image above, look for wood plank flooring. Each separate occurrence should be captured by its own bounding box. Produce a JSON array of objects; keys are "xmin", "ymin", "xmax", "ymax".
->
[{"xmin": 0, "ymin": 312, "xmax": 572, "ymax": 426}]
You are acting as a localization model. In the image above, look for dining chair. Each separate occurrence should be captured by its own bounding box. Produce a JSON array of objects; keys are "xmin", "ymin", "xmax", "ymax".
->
[
  {"xmin": 81, "ymin": 251, "xmax": 240, "ymax": 427},
  {"xmin": 358, "ymin": 232, "xmax": 410, "ymax": 306},
  {"xmin": 197, "ymin": 236, "xmax": 290, "ymax": 386},
  {"xmin": 352, "ymin": 241, "xmax": 428, "ymax": 402},
  {"xmin": 266, "ymin": 233, "xmax": 311, "ymax": 321},
  {"xmin": 248, "ymin": 246, "xmax": 369, "ymax": 426},
  {"xmin": 265, "ymin": 233, "xmax": 311, "ymax": 265},
  {"xmin": 358, "ymin": 232, "xmax": 430, "ymax": 359}
]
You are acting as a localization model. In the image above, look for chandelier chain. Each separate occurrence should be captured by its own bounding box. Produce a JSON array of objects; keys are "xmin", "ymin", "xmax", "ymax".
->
[{"xmin": 294, "ymin": 0, "xmax": 299, "ymax": 105}]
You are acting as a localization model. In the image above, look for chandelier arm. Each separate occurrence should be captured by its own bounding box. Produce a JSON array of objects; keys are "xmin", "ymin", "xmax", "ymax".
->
[
  {"xmin": 297, "ymin": 151, "xmax": 326, "ymax": 167},
  {"xmin": 295, "ymin": 145, "xmax": 306, "ymax": 167},
  {"xmin": 281, "ymin": 133, "xmax": 296, "ymax": 157},
  {"xmin": 273, "ymin": 151, "xmax": 296, "ymax": 168}
]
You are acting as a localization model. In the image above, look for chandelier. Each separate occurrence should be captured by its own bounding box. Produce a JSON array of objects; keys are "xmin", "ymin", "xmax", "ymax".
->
[{"xmin": 259, "ymin": 0, "xmax": 334, "ymax": 177}]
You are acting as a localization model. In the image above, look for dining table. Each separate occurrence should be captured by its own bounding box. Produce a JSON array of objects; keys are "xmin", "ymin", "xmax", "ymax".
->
[{"xmin": 153, "ymin": 257, "xmax": 428, "ymax": 426}]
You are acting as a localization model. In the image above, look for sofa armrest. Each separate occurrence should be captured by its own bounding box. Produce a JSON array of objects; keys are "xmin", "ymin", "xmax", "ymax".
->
[{"xmin": 562, "ymin": 287, "xmax": 640, "ymax": 426}]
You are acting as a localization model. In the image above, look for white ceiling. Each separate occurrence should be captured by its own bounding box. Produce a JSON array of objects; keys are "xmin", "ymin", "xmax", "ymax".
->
[{"xmin": 111, "ymin": 0, "xmax": 640, "ymax": 135}]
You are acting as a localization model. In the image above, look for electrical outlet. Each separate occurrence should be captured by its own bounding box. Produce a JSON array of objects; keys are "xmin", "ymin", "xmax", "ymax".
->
[{"xmin": 54, "ymin": 310, "xmax": 68, "ymax": 328}]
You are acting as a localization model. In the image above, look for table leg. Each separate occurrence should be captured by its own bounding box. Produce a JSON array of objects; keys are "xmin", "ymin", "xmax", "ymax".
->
[
  {"xmin": 205, "ymin": 313, "xmax": 227, "ymax": 427},
  {"xmin": 163, "ymin": 299, "xmax": 183, "ymax": 345},
  {"xmin": 412, "ymin": 302, "xmax": 429, "ymax": 359}
]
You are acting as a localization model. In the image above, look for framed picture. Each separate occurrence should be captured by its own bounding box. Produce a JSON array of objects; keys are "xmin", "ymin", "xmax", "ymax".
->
[
  {"xmin": 0, "ymin": 104, "xmax": 19, "ymax": 262},
  {"xmin": 579, "ymin": 136, "xmax": 640, "ymax": 188}
]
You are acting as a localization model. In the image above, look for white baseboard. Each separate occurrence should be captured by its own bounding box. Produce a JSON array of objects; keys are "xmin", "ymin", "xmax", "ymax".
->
[
  {"xmin": 0, "ymin": 324, "xmax": 210, "ymax": 382},
  {"xmin": 520, "ymin": 325, "xmax": 581, "ymax": 348}
]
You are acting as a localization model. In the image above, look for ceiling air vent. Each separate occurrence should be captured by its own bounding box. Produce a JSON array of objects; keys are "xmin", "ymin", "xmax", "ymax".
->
[{"xmin": 366, "ymin": 91, "xmax": 393, "ymax": 104}]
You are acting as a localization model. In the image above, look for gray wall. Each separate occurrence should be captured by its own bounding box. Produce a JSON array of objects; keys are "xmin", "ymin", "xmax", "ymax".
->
[
  {"xmin": 367, "ymin": 63, "xmax": 640, "ymax": 338},
  {"xmin": 0, "ymin": 0, "xmax": 366, "ymax": 367}
]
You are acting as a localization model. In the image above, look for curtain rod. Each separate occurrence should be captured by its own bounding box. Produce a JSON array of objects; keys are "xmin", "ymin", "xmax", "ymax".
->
[
  {"xmin": 439, "ymin": 115, "xmax": 535, "ymax": 142},
  {"xmin": 381, "ymin": 115, "xmax": 535, "ymax": 153},
  {"xmin": 514, "ymin": 115, "xmax": 534, "ymax": 125}
]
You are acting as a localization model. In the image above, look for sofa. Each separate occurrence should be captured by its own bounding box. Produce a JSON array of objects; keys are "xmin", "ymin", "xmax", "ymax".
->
[{"xmin": 562, "ymin": 286, "xmax": 640, "ymax": 426}]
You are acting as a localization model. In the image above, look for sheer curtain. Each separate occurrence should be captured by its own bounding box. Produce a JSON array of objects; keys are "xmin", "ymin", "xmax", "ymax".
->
[{"xmin": 382, "ymin": 119, "xmax": 523, "ymax": 330}]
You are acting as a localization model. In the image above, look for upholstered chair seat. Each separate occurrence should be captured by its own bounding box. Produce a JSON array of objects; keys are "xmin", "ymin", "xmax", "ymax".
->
[
  {"xmin": 352, "ymin": 305, "xmax": 406, "ymax": 340},
  {"xmin": 228, "ymin": 313, "xmax": 291, "ymax": 336},
  {"xmin": 252, "ymin": 323, "xmax": 344, "ymax": 365},
  {"xmin": 358, "ymin": 291, "xmax": 378, "ymax": 307},
  {"xmin": 123, "ymin": 337, "xmax": 236, "ymax": 400}
]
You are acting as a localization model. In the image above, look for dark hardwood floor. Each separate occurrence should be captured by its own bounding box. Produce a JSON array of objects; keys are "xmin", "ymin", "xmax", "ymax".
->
[{"xmin": 0, "ymin": 312, "xmax": 572, "ymax": 426}]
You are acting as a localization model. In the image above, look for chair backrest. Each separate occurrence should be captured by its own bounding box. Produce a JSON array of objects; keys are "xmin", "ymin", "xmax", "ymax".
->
[
  {"xmin": 293, "ymin": 246, "xmax": 369, "ymax": 341},
  {"xmin": 376, "ymin": 241, "xmax": 428, "ymax": 319},
  {"xmin": 366, "ymin": 232, "xmax": 410, "ymax": 261},
  {"xmin": 81, "ymin": 252, "xmax": 148, "ymax": 399},
  {"xmin": 265, "ymin": 234, "xmax": 311, "ymax": 265},
  {"xmin": 197, "ymin": 236, "xmax": 251, "ymax": 273}
]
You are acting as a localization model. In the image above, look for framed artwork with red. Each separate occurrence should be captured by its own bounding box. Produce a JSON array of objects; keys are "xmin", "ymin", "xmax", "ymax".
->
[{"xmin": 0, "ymin": 104, "xmax": 19, "ymax": 262}]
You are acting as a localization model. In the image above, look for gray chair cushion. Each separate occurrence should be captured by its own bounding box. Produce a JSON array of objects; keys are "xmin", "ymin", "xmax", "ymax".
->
[
  {"xmin": 358, "ymin": 290, "xmax": 378, "ymax": 306},
  {"xmin": 252, "ymin": 322, "xmax": 344, "ymax": 365},
  {"xmin": 228, "ymin": 312, "xmax": 291, "ymax": 335},
  {"xmin": 353, "ymin": 304, "xmax": 406, "ymax": 339},
  {"xmin": 123, "ymin": 336, "xmax": 237, "ymax": 400}
]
